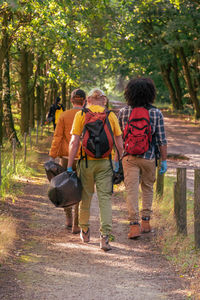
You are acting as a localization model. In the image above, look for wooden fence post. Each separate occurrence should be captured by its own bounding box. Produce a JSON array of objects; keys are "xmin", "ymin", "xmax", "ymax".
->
[
  {"xmin": 36, "ymin": 120, "xmax": 39, "ymax": 146},
  {"xmin": 29, "ymin": 127, "xmax": 32, "ymax": 149},
  {"xmin": 12, "ymin": 137, "xmax": 16, "ymax": 173},
  {"xmin": 41, "ymin": 117, "xmax": 43, "ymax": 136},
  {"xmin": 156, "ymin": 160, "xmax": 164, "ymax": 199},
  {"xmin": 0, "ymin": 145, "xmax": 2, "ymax": 189},
  {"xmin": 24, "ymin": 133, "xmax": 27, "ymax": 162},
  {"xmin": 174, "ymin": 168, "xmax": 187, "ymax": 235},
  {"xmin": 194, "ymin": 169, "xmax": 200, "ymax": 248}
]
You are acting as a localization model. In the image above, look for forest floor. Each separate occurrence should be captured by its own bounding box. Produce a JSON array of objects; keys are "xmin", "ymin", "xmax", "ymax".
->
[{"xmin": 0, "ymin": 111, "xmax": 200, "ymax": 300}]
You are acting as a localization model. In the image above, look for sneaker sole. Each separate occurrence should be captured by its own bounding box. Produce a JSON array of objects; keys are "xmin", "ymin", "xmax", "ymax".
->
[{"xmin": 100, "ymin": 247, "xmax": 112, "ymax": 251}]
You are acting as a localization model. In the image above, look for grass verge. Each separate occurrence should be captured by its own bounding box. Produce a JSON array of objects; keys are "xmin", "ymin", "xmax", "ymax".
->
[
  {"xmin": 0, "ymin": 128, "xmax": 52, "ymax": 263},
  {"xmin": 114, "ymin": 174, "xmax": 200, "ymax": 298},
  {"xmin": 152, "ymin": 175, "xmax": 200, "ymax": 298}
]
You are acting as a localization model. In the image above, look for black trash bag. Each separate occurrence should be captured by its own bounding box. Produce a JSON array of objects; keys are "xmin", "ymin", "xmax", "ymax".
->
[
  {"xmin": 48, "ymin": 171, "xmax": 82, "ymax": 208},
  {"xmin": 112, "ymin": 159, "xmax": 124, "ymax": 185},
  {"xmin": 44, "ymin": 160, "xmax": 65, "ymax": 182}
]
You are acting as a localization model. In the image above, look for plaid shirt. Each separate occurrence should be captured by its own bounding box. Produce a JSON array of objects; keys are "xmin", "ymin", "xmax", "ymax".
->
[{"xmin": 118, "ymin": 105, "xmax": 167, "ymax": 160}]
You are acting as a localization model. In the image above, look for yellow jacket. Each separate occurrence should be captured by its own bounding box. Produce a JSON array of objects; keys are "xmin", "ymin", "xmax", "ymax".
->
[{"xmin": 49, "ymin": 108, "xmax": 81, "ymax": 158}]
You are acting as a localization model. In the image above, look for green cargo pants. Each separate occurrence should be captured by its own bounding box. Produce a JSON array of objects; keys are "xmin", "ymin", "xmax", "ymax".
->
[{"xmin": 78, "ymin": 159, "xmax": 113, "ymax": 236}]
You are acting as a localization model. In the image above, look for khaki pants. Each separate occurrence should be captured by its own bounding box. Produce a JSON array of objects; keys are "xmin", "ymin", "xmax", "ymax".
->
[
  {"xmin": 122, "ymin": 155, "xmax": 156, "ymax": 223},
  {"xmin": 60, "ymin": 157, "xmax": 79, "ymax": 227},
  {"xmin": 78, "ymin": 159, "xmax": 113, "ymax": 235}
]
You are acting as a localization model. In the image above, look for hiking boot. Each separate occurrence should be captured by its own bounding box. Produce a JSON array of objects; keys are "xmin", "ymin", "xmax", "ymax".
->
[
  {"xmin": 128, "ymin": 223, "xmax": 141, "ymax": 239},
  {"xmin": 141, "ymin": 217, "xmax": 151, "ymax": 233},
  {"xmin": 72, "ymin": 224, "xmax": 80, "ymax": 234},
  {"xmin": 100, "ymin": 235, "xmax": 112, "ymax": 251},
  {"xmin": 80, "ymin": 228, "xmax": 90, "ymax": 243}
]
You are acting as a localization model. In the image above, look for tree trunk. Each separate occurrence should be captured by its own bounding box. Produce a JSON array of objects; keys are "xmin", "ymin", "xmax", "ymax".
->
[
  {"xmin": 172, "ymin": 53, "xmax": 183, "ymax": 110},
  {"xmin": 20, "ymin": 48, "xmax": 29, "ymax": 135},
  {"xmin": 66, "ymin": 85, "xmax": 72, "ymax": 110},
  {"xmin": 0, "ymin": 67, "xmax": 3, "ymax": 146},
  {"xmin": 36, "ymin": 56, "xmax": 43, "ymax": 123},
  {"xmin": 2, "ymin": 50, "xmax": 20, "ymax": 146},
  {"xmin": 52, "ymin": 80, "xmax": 58, "ymax": 102},
  {"xmin": 61, "ymin": 81, "xmax": 67, "ymax": 109},
  {"xmin": 40, "ymin": 83, "xmax": 45, "ymax": 124},
  {"xmin": 28, "ymin": 52, "xmax": 35, "ymax": 129},
  {"xmin": 36, "ymin": 84, "xmax": 41, "ymax": 122},
  {"xmin": 160, "ymin": 64, "xmax": 179, "ymax": 110},
  {"xmin": 178, "ymin": 47, "xmax": 200, "ymax": 119}
]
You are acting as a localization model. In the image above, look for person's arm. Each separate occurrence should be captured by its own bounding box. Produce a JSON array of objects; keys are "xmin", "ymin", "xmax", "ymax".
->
[
  {"xmin": 156, "ymin": 111, "xmax": 167, "ymax": 174},
  {"xmin": 67, "ymin": 134, "xmax": 81, "ymax": 170},
  {"xmin": 114, "ymin": 135, "xmax": 123, "ymax": 161},
  {"xmin": 160, "ymin": 144, "xmax": 167, "ymax": 161}
]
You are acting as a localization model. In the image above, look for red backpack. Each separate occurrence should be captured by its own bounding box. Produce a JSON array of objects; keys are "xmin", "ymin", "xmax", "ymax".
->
[
  {"xmin": 123, "ymin": 106, "xmax": 152, "ymax": 155},
  {"xmin": 81, "ymin": 108, "xmax": 114, "ymax": 159}
]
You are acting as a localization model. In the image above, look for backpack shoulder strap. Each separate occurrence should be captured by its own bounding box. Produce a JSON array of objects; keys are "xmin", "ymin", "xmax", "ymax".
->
[{"xmin": 81, "ymin": 107, "xmax": 90, "ymax": 116}]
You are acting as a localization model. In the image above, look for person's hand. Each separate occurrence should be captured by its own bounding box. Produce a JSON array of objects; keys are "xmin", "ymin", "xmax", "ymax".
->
[
  {"xmin": 67, "ymin": 167, "xmax": 73, "ymax": 175},
  {"xmin": 113, "ymin": 161, "xmax": 119, "ymax": 172},
  {"xmin": 159, "ymin": 160, "xmax": 167, "ymax": 174}
]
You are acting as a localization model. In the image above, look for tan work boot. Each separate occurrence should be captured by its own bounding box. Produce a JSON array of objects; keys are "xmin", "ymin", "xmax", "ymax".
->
[
  {"xmin": 100, "ymin": 235, "xmax": 112, "ymax": 251},
  {"xmin": 128, "ymin": 223, "xmax": 141, "ymax": 239},
  {"xmin": 141, "ymin": 217, "xmax": 151, "ymax": 233}
]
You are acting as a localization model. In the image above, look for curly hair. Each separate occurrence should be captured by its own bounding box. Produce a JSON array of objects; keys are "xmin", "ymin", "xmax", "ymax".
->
[{"xmin": 124, "ymin": 78, "xmax": 156, "ymax": 107}]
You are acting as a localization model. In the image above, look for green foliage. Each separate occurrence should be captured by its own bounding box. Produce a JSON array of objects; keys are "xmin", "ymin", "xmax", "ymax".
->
[
  {"xmin": 0, "ymin": 0, "xmax": 200, "ymax": 124},
  {"xmin": 0, "ymin": 140, "xmax": 38, "ymax": 198}
]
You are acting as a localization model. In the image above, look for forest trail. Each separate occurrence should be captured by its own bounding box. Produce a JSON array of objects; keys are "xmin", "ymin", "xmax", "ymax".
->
[{"xmin": 1, "ymin": 112, "xmax": 199, "ymax": 300}]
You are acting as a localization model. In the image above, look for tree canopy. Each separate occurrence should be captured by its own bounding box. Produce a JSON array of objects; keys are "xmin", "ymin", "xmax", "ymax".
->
[{"xmin": 0, "ymin": 0, "xmax": 200, "ymax": 144}]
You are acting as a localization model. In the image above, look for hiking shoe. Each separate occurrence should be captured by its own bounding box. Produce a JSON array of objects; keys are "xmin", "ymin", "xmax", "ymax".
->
[
  {"xmin": 141, "ymin": 217, "xmax": 151, "ymax": 233},
  {"xmin": 128, "ymin": 223, "xmax": 141, "ymax": 239},
  {"xmin": 100, "ymin": 235, "xmax": 112, "ymax": 251},
  {"xmin": 80, "ymin": 228, "xmax": 90, "ymax": 243},
  {"xmin": 72, "ymin": 224, "xmax": 80, "ymax": 234}
]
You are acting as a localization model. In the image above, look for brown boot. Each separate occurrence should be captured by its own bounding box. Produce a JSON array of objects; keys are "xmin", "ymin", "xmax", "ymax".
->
[
  {"xmin": 128, "ymin": 223, "xmax": 141, "ymax": 239},
  {"xmin": 141, "ymin": 218, "xmax": 151, "ymax": 233}
]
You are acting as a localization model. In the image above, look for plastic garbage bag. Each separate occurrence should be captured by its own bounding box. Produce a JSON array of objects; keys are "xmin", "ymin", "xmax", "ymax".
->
[
  {"xmin": 44, "ymin": 160, "xmax": 65, "ymax": 182},
  {"xmin": 48, "ymin": 171, "xmax": 82, "ymax": 208},
  {"xmin": 112, "ymin": 160, "xmax": 124, "ymax": 185}
]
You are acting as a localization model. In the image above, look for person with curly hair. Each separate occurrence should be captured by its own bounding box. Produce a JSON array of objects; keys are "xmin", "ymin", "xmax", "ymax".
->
[{"xmin": 118, "ymin": 77, "xmax": 167, "ymax": 239}]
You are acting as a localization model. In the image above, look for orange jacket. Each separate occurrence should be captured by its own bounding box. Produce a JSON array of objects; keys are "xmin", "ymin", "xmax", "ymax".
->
[{"xmin": 49, "ymin": 108, "xmax": 81, "ymax": 158}]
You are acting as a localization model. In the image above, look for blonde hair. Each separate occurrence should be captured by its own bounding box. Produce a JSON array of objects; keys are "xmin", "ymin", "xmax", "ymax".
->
[{"xmin": 88, "ymin": 88, "xmax": 105, "ymax": 99}]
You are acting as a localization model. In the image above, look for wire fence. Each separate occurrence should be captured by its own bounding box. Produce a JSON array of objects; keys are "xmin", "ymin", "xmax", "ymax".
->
[{"xmin": 0, "ymin": 124, "xmax": 200, "ymax": 248}]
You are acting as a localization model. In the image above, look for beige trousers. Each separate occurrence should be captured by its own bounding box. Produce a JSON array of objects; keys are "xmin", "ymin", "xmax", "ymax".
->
[
  {"xmin": 122, "ymin": 155, "xmax": 156, "ymax": 223},
  {"xmin": 59, "ymin": 157, "xmax": 79, "ymax": 226}
]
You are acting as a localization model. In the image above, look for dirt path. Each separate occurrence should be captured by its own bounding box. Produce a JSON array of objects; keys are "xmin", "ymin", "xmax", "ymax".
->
[{"xmin": 1, "ymin": 113, "xmax": 199, "ymax": 300}]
